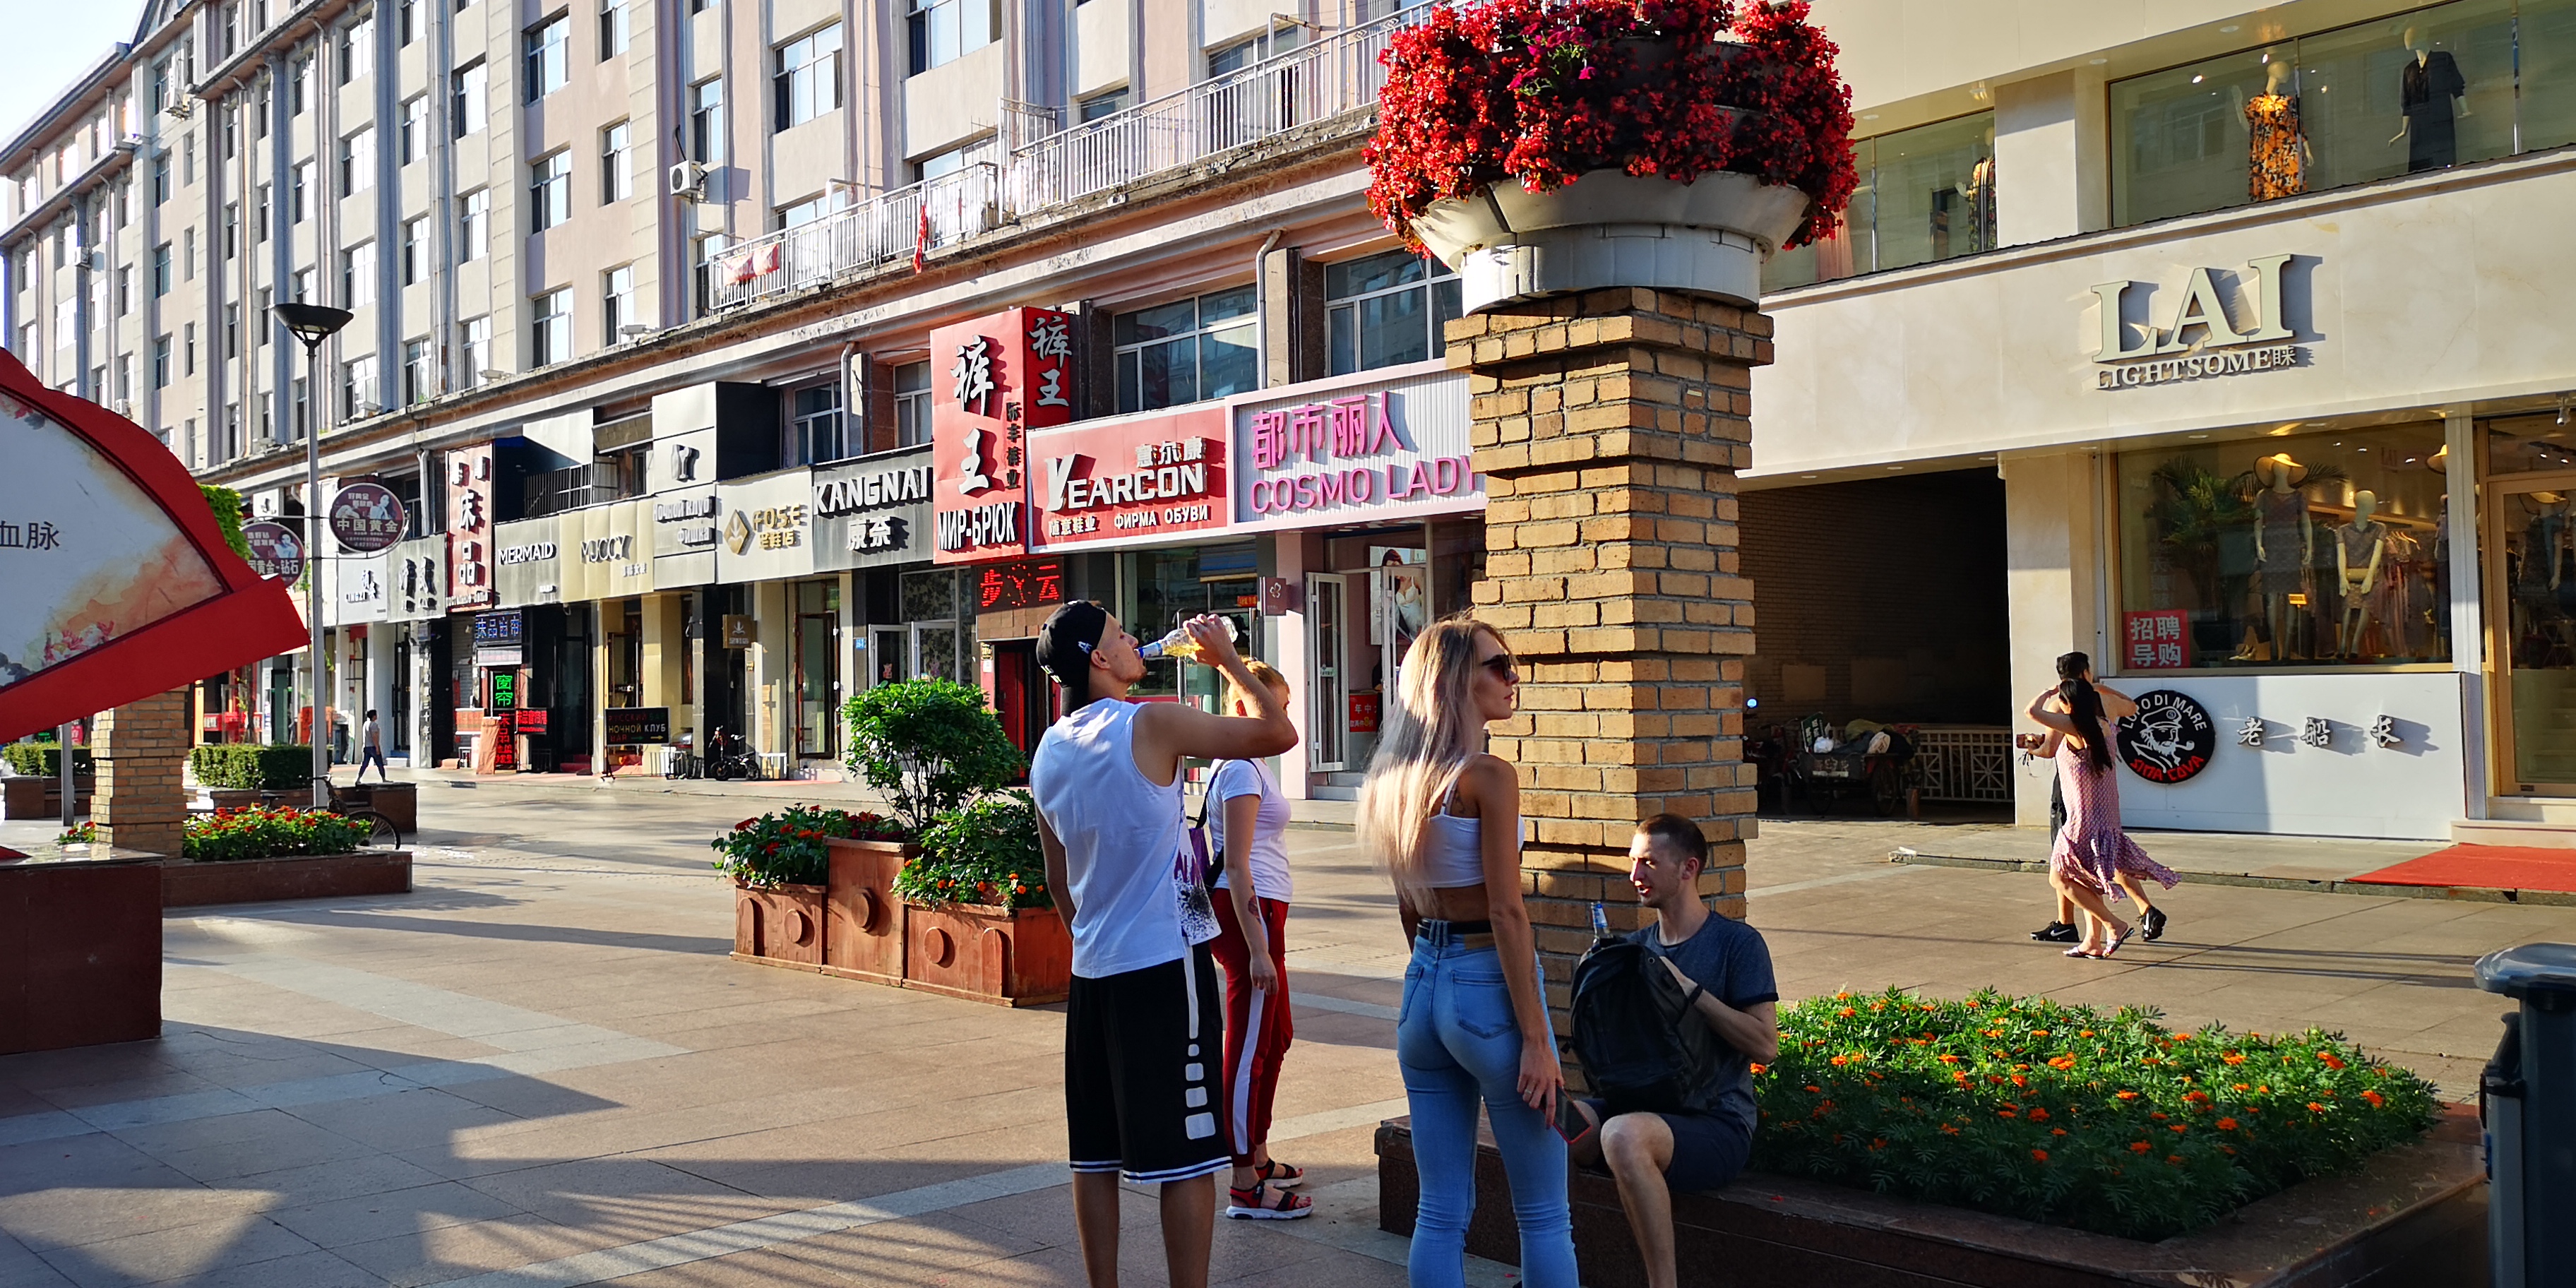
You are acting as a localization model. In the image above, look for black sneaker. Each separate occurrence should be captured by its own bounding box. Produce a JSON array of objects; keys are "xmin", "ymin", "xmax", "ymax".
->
[{"xmin": 2029, "ymin": 921, "xmax": 2079, "ymax": 943}]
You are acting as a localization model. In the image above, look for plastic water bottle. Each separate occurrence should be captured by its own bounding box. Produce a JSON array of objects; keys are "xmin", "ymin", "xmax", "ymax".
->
[
  {"xmin": 1140, "ymin": 616, "xmax": 1238, "ymax": 662},
  {"xmin": 1590, "ymin": 900, "xmax": 1611, "ymax": 942}
]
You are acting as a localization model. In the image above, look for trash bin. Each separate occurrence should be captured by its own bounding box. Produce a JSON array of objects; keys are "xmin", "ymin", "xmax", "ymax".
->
[{"xmin": 2474, "ymin": 942, "xmax": 2576, "ymax": 1288}]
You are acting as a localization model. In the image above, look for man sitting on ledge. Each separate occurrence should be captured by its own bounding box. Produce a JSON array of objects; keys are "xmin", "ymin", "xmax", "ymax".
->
[{"xmin": 1561, "ymin": 815, "xmax": 1780, "ymax": 1288}]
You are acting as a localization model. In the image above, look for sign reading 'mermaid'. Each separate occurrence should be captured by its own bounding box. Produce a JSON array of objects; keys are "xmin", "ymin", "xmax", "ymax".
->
[{"xmin": 2091, "ymin": 256, "xmax": 2306, "ymax": 390}]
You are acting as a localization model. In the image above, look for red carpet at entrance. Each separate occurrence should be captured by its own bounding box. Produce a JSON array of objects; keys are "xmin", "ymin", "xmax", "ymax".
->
[{"xmin": 2350, "ymin": 845, "xmax": 2576, "ymax": 894}]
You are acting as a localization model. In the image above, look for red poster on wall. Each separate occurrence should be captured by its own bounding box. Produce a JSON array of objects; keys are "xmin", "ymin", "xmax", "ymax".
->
[
  {"xmin": 2122, "ymin": 610, "xmax": 2190, "ymax": 670},
  {"xmin": 0, "ymin": 350, "xmax": 308, "ymax": 741},
  {"xmin": 929, "ymin": 307, "xmax": 1078, "ymax": 564}
]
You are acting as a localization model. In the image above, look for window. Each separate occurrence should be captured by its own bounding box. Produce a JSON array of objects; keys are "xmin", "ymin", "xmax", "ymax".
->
[
  {"xmin": 340, "ymin": 126, "xmax": 375, "ymax": 195},
  {"xmin": 292, "ymin": 377, "xmax": 309, "ymax": 438},
  {"xmin": 524, "ymin": 15, "xmax": 569, "ymax": 100},
  {"xmin": 2115, "ymin": 422, "xmax": 2452, "ymax": 672},
  {"xmin": 402, "ymin": 338, "xmax": 431, "ymax": 402},
  {"xmin": 342, "ymin": 241, "xmax": 376, "ymax": 307},
  {"xmin": 458, "ymin": 188, "xmax": 489, "ymax": 261},
  {"xmin": 151, "ymin": 61, "xmax": 171, "ymax": 114},
  {"xmin": 291, "ymin": 160, "xmax": 311, "ymax": 222},
  {"xmin": 691, "ymin": 232, "xmax": 728, "ymax": 314},
  {"xmin": 531, "ymin": 288, "xmax": 571, "ymax": 365},
  {"xmin": 1326, "ymin": 249, "xmax": 1460, "ymax": 375},
  {"xmin": 222, "ymin": 109, "xmax": 238, "ymax": 160},
  {"xmin": 117, "ymin": 357, "xmax": 133, "ymax": 402},
  {"xmin": 398, "ymin": 0, "xmax": 418, "ymax": 45},
  {"xmin": 786, "ymin": 381, "xmax": 844, "ymax": 465},
  {"xmin": 775, "ymin": 194, "xmax": 826, "ymax": 229},
  {"xmin": 599, "ymin": 0, "xmax": 628, "ymax": 56},
  {"xmin": 292, "ymin": 268, "xmax": 314, "ymax": 303},
  {"xmin": 152, "ymin": 335, "xmax": 171, "ymax": 388},
  {"xmin": 183, "ymin": 323, "xmax": 196, "ymax": 376},
  {"xmin": 402, "ymin": 215, "xmax": 428, "ymax": 283},
  {"xmin": 892, "ymin": 359, "xmax": 931, "ymax": 446},
  {"xmin": 913, "ymin": 139, "xmax": 984, "ymax": 182},
  {"xmin": 600, "ymin": 121, "xmax": 631, "ymax": 202},
  {"xmin": 153, "ymin": 243, "xmax": 172, "ymax": 296},
  {"xmin": 453, "ymin": 61, "xmax": 487, "ymax": 136},
  {"xmin": 530, "ymin": 151, "xmax": 572, "ymax": 229},
  {"xmin": 2108, "ymin": 0, "xmax": 2535, "ymax": 229},
  {"xmin": 255, "ymin": 184, "xmax": 270, "ymax": 241},
  {"xmin": 117, "ymin": 267, "xmax": 132, "ymax": 315},
  {"xmin": 1114, "ymin": 286, "xmax": 1257, "ymax": 412},
  {"xmin": 342, "ymin": 354, "xmax": 376, "ymax": 417},
  {"xmin": 602, "ymin": 264, "xmax": 635, "ymax": 342},
  {"xmin": 774, "ymin": 23, "xmax": 843, "ymax": 129},
  {"xmin": 183, "ymin": 229, "xmax": 196, "ymax": 281},
  {"xmin": 225, "ymin": 305, "xmax": 239, "ymax": 358},
  {"xmin": 907, "ymin": 0, "xmax": 997, "ymax": 75},
  {"xmin": 292, "ymin": 55, "xmax": 310, "ymax": 114},
  {"xmin": 153, "ymin": 156, "xmax": 170, "ymax": 205},
  {"xmin": 255, "ymin": 287, "xmax": 271, "ymax": 344},
  {"xmin": 340, "ymin": 15, "xmax": 374, "ymax": 83},
  {"xmin": 1208, "ymin": 35, "xmax": 1269, "ymax": 77},
  {"xmin": 689, "ymin": 78, "xmax": 724, "ymax": 165},
  {"xmin": 222, "ymin": 203, "xmax": 238, "ymax": 260},
  {"xmin": 182, "ymin": 134, "xmax": 196, "ymax": 187},
  {"xmin": 400, "ymin": 95, "xmax": 427, "ymax": 164},
  {"xmin": 1078, "ymin": 90, "xmax": 1128, "ymax": 122},
  {"xmin": 1763, "ymin": 112, "xmax": 1995, "ymax": 292},
  {"xmin": 461, "ymin": 315, "xmax": 492, "ymax": 385}
]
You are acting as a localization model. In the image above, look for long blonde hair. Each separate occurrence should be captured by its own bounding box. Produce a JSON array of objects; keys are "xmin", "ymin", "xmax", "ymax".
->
[{"xmin": 1357, "ymin": 616, "xmax": 1505, "ymax": 904}]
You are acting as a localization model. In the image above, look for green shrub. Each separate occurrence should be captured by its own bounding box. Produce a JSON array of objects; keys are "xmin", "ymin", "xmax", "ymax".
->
[
  {"xmin": 841, "ymin": 679, "xmax": 1025, "ymax": 833},
  {"xmin": 1752, "ymin": 987, "xmax": 2440, "ymax": 1241},
  {"xmin": 184, "ymin": 806, "xmax": 372, "ymax": 861},
  {"xmin": 710, "ymin": 804, "xmax": 911, "ymax": 888},
  {"xmin": 200, "ymin": 484, "xmax": 249, "ymax": 558},
  {"xmin": 189, "ymin": 744, "xmax": 315, "ymax": 790},
  {"xmin": 3, "ymin": 744, "xmax": 93, "ymax": 777},
  {"xmin": 901, "ymin": 791, "xmax": 1051, "ymax": 910}
]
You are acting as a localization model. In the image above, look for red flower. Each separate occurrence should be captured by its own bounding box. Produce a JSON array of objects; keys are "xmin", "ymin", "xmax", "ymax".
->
[{"xmin": 2030, "ymin": 1149, "xmax": 2049, "ymax": 1163}]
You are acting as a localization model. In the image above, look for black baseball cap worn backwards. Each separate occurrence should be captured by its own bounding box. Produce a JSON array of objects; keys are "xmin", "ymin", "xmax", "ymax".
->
[{"xmin": 1037, "ymin": 600, "xmax": 1109, "ymax": 693}]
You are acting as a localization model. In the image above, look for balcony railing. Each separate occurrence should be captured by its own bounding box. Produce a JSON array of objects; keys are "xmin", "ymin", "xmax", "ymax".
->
[{"xmin": 707, "ymin": 10, "xmax": 1409, "ymax": 313}]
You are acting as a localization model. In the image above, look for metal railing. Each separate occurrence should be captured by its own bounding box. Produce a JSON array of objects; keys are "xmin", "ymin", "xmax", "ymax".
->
[{"xmin": 705, "ymin": 11, "xmax": 1409, "ymax": 312}]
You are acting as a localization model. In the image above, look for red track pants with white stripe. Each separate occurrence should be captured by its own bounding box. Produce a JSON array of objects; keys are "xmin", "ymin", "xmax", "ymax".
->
[{"xmin": 1208, "ymin": 893, "xmax": 1293, "ymax": 1170}]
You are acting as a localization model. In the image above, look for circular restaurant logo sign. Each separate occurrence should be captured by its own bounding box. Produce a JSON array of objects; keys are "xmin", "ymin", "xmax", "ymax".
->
[
  {"xmin": 328, "ymin": 482, "xmax": 407, "ymax": 553},
  {"xmin": 2116, "ymin": 689, "xmax": 2217, "ymax": 785},
  {"xmin": 241, "ymin": 520, "xmax": 306, "ymax": 583}
]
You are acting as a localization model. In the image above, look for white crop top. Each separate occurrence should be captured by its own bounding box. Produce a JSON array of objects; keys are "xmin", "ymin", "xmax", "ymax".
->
[{"xmin": 1418, "ymin": 779, "xmax": 1498, "ymax": 889}]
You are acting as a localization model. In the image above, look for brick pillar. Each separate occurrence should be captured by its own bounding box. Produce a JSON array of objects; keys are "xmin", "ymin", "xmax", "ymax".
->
[
  {"xmin": 1452, "ymin": 287, "xmax": 1768, "ymax": 1020},
  {"xmin": 93, "ymin": 689, "xmax": 191, "ymax": 856}
]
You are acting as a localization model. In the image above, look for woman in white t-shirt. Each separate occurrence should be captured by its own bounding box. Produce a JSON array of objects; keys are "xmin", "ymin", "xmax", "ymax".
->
[{"xmin": 1208, "ymin": 660, "xmax": 1308, "ymax": 1220}]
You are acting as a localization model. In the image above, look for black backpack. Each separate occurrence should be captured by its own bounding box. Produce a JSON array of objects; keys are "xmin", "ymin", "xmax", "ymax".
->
[{"xmin": 1569, "ymin": 937, "xmax": 1726, "ymax": 1118}]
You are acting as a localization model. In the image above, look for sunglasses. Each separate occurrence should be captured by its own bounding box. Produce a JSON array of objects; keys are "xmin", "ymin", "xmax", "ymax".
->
[{"xmin": 1480, "ymin": 655, "xmax": 1520, "ymax": 684}]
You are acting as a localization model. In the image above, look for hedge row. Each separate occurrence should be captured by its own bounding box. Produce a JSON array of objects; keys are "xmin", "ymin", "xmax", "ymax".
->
[
  {"xmin": 2, "ymin": 744, "xmax": 93, "ymax": 777},
  {"xmin": 188, "ymin": 744, "xmax": 315, "ymax": 790}
]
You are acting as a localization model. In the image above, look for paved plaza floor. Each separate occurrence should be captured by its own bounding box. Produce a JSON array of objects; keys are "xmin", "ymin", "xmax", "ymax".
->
[{"xmin": 0, "ymin": 773, "xmax": 2565, "ymax": 1286}]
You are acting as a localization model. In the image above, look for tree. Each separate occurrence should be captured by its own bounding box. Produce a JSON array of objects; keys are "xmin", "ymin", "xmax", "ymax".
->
[{"xmin": 840, "ymin": 679, "xmax": 1025, "ymax": 833}]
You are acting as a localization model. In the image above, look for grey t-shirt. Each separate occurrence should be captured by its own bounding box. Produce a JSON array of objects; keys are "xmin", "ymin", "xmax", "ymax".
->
[{"xmin": 1635, "ymin": 913, "xmax": 1779, "ymax": 1138}]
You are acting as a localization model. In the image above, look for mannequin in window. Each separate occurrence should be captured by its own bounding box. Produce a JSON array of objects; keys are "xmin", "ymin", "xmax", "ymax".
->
[
  {"xmin": 2244, "ymin": 59, "xmax": 2309, "ymax": 201},
  {"xmin": 2333, "ymin": 491, "xmax": 2390, "ymax": 660},
  {"xmin": 2391, "ymin": 25, "xmax": 2469, "ymax": 173},
  {"xmin": 2251, "ymin": 454, "xmax": 2313, "ymax": 661}
]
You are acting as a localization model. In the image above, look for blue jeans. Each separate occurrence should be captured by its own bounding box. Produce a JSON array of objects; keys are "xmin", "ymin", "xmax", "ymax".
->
[{"xmin": 1397, "ymin": 923, "xmax": 1578, "ymax": 1288}]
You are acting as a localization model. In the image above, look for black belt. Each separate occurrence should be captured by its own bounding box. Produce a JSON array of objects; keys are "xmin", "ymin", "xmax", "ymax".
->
[{"xmin": 1417, "ymin": 918, "xmax": 1493, "ymax": 940}]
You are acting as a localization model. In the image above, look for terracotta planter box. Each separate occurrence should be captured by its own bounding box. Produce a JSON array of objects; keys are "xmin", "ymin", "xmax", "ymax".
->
[
  {"xmin": 202, "ymin": 788, "xmax": 265, "ymax": 811},
  {"xmin": 0, "ymin": 853, "xmax": 161, "ymax": 1053},
  {"xmin": 162, "ymin": 851, "xmax": 413, "ymax": 908},
  {"xmin": 901, "ymin": 901, "xmax": 1072, "ymax": 1007},
  {"xmin": 732, "ymin": 883, "xmax": 827, "ymax": 967},
  {"xmin": 821, "ymin": 838, "xmax": 914, "ymax": 985},
  {"xmin": 333, "ymin": 782, "xmax": 417, "ymax": 833},
  {"xmin": 1, "ymin": 778, "xmax": 90, "ymax": 820},
  {"xmin": 1376, "ymin": 1108, "xmax": 2484, "ymax": 1288}
]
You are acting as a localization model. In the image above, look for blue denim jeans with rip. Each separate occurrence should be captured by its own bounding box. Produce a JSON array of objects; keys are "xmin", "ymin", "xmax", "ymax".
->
[{"xmin": 1396, "ymin": 922, "xmax": 1578, "ymax": 1288}]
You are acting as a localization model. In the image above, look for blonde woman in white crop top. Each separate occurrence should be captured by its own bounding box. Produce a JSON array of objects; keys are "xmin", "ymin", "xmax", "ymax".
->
[{"xmin": 1354, "ymin": 616, "xmax": 1576, "ymax": 1288}]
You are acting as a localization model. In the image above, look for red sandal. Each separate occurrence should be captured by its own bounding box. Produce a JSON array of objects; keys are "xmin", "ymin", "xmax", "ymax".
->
[{"xmin": 1226, "ymin": 1182, "xmax": 1312, "ymax": 1220}]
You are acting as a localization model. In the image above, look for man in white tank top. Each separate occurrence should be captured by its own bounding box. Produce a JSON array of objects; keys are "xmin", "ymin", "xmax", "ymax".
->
[{"xmin": 1030, "ymin": 600, "xmax": 1298, "ymax": 1288}]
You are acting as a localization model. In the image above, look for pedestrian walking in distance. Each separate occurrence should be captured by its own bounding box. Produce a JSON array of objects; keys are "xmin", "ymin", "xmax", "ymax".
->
[
  {"xmin": 1030, "ymin": 602, "xmax": 1297, "ymax": 1288},
  {"xmin": 1357, "ymin": 616, "xmax": 1578, "ymax": 1288},
  {"xmin": 1207, "ymin": 660, "xmax": 1312, "ymax": 1220},
  {"xmin": 357, "ymin": 709, "xmax": 389, "ymax": 784},
  {"xmin": 2025, "ymin": 652, "xmax": 2179, "ymax": 958}
]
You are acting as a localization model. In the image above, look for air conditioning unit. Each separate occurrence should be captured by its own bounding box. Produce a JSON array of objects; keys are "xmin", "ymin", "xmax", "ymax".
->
[
  {"xmin": 667, "ymin": 161, "xmax": 707, "ymax": 201},
  {"xmin": 112, "ymin": 398, "xmax": 133, "ymax": 417}
]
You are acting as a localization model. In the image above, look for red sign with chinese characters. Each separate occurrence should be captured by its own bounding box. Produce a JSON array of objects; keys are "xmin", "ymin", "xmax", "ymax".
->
[
  {"xmin": 446, "ymin": 442, "xmax": 495, "ymax": 609},
  {"xmin": 1030, "ymin": 407, "xmax": 1229, "ymax": 549},
  {"xmin": 929, "ymin": 307, "xmax": 1077, "ymax": 564},
  {"xmin": 2123, "ymin": 610, "xmax": 2190, "ymax": 670},
  {"xmin": 1349, "ymin": 693, "xmax": 1381, "ymax": 734},
  {"xmin": 974, "ymin": 559, "xmax": 1066, "ymax": 613}
]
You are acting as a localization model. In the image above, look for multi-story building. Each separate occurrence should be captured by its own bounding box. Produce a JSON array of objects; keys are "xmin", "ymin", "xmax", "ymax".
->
[{"xmin": 13, "ymin": 0, "xmax": 2576, "ymax": 843}]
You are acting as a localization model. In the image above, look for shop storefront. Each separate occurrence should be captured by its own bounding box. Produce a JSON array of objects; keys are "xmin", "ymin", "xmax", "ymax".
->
[{"xmin": 1755, "ymin": 148, "xmax": 2576, "ymax": 839}]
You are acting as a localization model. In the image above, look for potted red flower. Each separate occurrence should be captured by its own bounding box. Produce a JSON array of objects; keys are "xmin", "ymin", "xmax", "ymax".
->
[
  {"xmin": 892, "ymin": 791, "xmax": 1070, "ymax": 1008},
  {"xmin": 712, "ymin": 804, "xmax": 910, "ymax": 969},
  {"xmin": 1365, "ymin": 0, "xmax": 1856, "ymax": 310}
]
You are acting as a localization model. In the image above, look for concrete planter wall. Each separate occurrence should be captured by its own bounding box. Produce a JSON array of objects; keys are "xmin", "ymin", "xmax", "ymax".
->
[
  {"xmin": 1411, "ymin": 169, "xmax": 1809, "ymax": 313},
  {"xmin": 162, "ymin": 851, "xmax": 413, "ymax": 908}
]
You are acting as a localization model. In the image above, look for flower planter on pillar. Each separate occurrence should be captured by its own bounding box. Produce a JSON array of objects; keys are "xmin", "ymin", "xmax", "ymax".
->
[
  {"xmin": 732, "ymin": 882, "xmax": 827, "ymax": 967},
  {"xmin": 1411, "ymin": 169, "xmax": 1810, "ymax": 314},
  {"xmin": 900, "ymin": 902, "xmax": 1072, "ymax": 1007},
  {"xmin": 821, "ymin": 837, "xmax": 913, "ymax": 985}
]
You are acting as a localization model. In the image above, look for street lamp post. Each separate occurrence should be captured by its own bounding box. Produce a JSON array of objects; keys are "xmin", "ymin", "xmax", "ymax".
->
[{"xmin": 273, "ymin": 302, "xmax": 354, "ymax": 810}]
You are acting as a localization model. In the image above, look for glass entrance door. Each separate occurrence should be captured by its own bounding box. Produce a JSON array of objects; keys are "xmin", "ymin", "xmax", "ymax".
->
[
  {"xmin": 2490, "ymin": 473, "xmax": 2576, "ymax": 793},
  {"xmin": 1308, "ymin": 573, "xmax": 1348, "ymax": 771}
]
